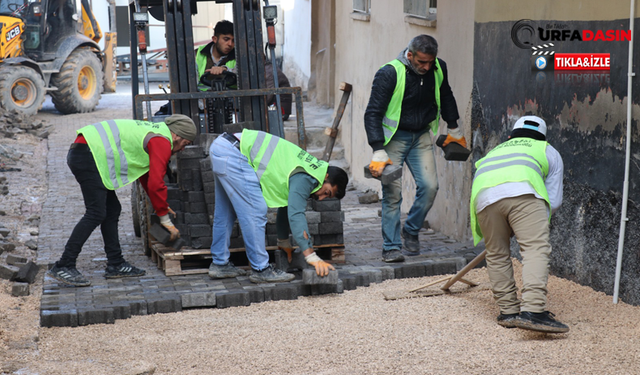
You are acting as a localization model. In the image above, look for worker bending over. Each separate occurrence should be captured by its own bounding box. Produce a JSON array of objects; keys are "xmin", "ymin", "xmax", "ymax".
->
[
  {"xmin": 208, "ymin": 130, "xmax": 348, "ymax": 283},
  {"xmin": 470, "ymin": 116, "xmax": 568, "ymax": 333}
]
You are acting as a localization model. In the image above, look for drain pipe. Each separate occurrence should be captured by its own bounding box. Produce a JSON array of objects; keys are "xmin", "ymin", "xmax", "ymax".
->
[{"xmin": 614, "ymin": 0, "xmax": 636, "ymax": 304}]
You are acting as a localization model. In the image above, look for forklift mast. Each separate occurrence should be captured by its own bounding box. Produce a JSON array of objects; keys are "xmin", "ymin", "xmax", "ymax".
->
[{"xmin": 129, "ymin": 0, "xmax": 272, "ymax": 133}]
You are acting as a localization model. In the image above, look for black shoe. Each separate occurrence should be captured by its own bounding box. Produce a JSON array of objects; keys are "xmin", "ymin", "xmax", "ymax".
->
[
  {"xmin": 209, "ymin": 261, "xmax": 246, "ymax": 279},
  {"xmin": 105, "ymin": 261, "xmax": 146, "ymax": 279},
  {"xmin": 514, "ymin": 311, "xmax": 570, "ymax": 333},
  {"xmin": 497, "ymin": 313, "xmax": 519, "ymax": 328},
  {"xmin": 401, "ymin": 227, "xmax": 420, "ymax": 255},
  {"xmin": 48, "ymin": 264, "xmax": 91, "ymax": 287},
  {"xmin": 249, "ymin": 265, "xmax": 295, "ymax": 283},
  {"xmin": 382, "ymin": 249, "xmax": 405, "ymax": 263}
]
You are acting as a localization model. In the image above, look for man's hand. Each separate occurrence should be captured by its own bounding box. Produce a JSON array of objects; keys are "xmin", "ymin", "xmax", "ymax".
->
[
  {"xmin": 305, "ymin": 252, "xmax": 335, "ymax": 277},
  {"xmin": 441, "ymin": 127, "xmax": 467, "ymax": 148},
  {"xmin": 167, "ymin": 207, "xmax": 176, "ymax": 217},
  {"xmin": 277, "ymin": 238, "xmax": 294, "ymax": 263},
  {"xmin": 369, "ymin": 149, "xmax": 392, "ymax": 178},
  {"xmin": 159, "ymin": 214, "xmax": 180, "ymax": 242},
  {"xmin": 207, "ymin": 66, "xmax": 227, "ymax": 75}
]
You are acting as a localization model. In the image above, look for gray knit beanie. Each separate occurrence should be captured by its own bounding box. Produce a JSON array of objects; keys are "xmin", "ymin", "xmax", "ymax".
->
[{"xmin": 165, "ymin": 114, "xmax": 197, "ymax": 142}]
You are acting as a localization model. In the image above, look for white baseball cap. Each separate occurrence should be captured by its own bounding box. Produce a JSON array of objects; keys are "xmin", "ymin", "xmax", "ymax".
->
[{"xmin": 513, "ymin": 116, "xmax": 547, "ymax": 136}]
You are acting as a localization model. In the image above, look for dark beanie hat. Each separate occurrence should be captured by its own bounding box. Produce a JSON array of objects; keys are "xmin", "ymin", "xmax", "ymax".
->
[{"xmin": 165, "ymin": 114, "xmax": 197, "ymax": 142}]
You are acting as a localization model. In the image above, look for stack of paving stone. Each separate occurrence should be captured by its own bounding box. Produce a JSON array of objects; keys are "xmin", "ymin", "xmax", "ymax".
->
[{"xmin": 156, "ymin": 135, "xmax": 345, "ymax": 259}]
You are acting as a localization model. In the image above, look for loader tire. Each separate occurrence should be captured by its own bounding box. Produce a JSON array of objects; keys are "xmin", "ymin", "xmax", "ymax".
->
[
  {"xmin": 0, "ymin": 65, "xmax": 45, "ymax": 116},
  {"xmin": 50, "ymin": 47, "xmax": 103, "ymax": 114}
]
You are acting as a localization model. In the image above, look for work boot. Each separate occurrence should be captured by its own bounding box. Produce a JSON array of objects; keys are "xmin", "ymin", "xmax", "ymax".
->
[
  {"xmin": 401, "ymin": 227, "xmax": 420, "ymax": 256},
  {"xmin": 497, "ymin": 313, "xmax": 519, "ymax": 328},
  {"xmin": 208, "ymin": 261, "xmax": 247, "ymax": 279},
  {"xmin": 382, "ymin": 249, "xmax": 404, "ymax": 263},
  {"xmin": 48, "ymin": 264, "xmax": 91, "ymax": 287},
  {"xmin": 105, "ymin": 261, "xmax": 146, "ymax": 279},
  {"xmin": 514, "ymin": 311, "xmax": 570, "ymax": 333},
  {"xmin": 249, "ymin": 265, "xmax": 295, "ymax": 283}
]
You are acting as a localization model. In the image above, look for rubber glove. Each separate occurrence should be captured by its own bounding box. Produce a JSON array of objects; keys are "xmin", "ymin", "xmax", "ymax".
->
[
  {"xmin": 369, "ymin": 149, "xmax": 392, "ymax": 178},
  {"xmin": 159, "ymin": 213, "xmax": 180, "ymax": 242},
  {"xmin": 305, "ymin": 252, "xmax": 335, "ymax": 277},
  {"xmin": 277, "ymin": 238, "xmax": 294, "ymax": 263},
  {"xmin": 441, "ymin": 127, "xmax": 467, "ymax": 148}
]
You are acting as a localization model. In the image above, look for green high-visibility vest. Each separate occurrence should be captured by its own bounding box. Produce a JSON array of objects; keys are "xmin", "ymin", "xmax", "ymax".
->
[
  {"xmin": 196, "ymin": 44, "xmax": 237, "ymax": 91},
  {"xmin": 239, "ymin": 129, "xmax": 329, "ymax": 207},
  {"xmin": 382, "ymin": 58, "xmax": 443, "ymax": 145},
  {"xmin": 78, "ymin": 119, "xmax": 173, "ymax": 190},
  {"xmin": 469, "ymin": 138, "xmax": 551, "ymax": 245}
]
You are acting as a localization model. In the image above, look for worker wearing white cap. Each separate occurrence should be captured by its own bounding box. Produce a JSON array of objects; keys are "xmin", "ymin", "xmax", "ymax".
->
[{"xmin": 469, "ymin": 115, "xmax": 568, "ymax": 333}]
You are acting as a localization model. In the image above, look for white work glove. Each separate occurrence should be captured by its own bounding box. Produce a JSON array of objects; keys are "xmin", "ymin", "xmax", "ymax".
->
[
  {"xmin": 305, "ymin": 252, "xmax": 335, "ymax": 277},
  {"xmin": 442, "ymin": 127, "xmax": 467, "ymax": 148},
  {"xmin": 159, "ymin": 213, "xmax": 180, "ymax": 241},
  {"xmin": 369, "ymin": 149, "xmax": 392, "ymax": 177}
]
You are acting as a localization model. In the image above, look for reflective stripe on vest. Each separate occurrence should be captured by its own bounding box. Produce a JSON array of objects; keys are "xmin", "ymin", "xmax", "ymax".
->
[
  {"xmin": 469, "ymin": 139, "xmax": 550, "ymax": 245},
  {"xmin": 78, "ymin": 120, "xmax": 172, "ymax": 190},
  {"xmin": 382, "ymin": 58, "xmax": 443, "ymax": 145},
  {"xmin": 239, "ymin": 129, "xmax": 329, "ymax": 207}
]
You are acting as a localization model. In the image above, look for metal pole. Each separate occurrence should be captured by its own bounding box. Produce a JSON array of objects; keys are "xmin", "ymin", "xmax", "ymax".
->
[{"xmin": 614, "ymin": 0, "xmax": 636, "ymax": 304}]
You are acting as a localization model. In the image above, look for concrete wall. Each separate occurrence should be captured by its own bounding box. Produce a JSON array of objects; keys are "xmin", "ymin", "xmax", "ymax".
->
[
  {"xmin": 331, "ymin": 1, "xmax": 476, "ymax": 240},
  {"xmin": 473, "ymin": 0, "xmax": 640, "ymax": 305},
  {"xmin": 281, "ymin": 0, "xmax": 311, "ymax": 91}
]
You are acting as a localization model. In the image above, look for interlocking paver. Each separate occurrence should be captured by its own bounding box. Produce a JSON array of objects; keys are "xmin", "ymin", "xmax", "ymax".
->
[{"xmin": 34, "ymin": 83, "xmax": 485, "ymax": 327}]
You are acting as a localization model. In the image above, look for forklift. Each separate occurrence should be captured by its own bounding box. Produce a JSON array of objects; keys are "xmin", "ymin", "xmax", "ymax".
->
[{"xmin": 128, "ymin": 0, "xmax": 309, "ymax": 258}]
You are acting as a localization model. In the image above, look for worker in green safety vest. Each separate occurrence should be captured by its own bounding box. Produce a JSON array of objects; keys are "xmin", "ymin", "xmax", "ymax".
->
[
  {"xmin": 207, "ymin": 130, "xmax": 349, "ymax": 283},
  {"xmin": 470, "ymin": 116, "xmax": 568, "ymax": 334},
  {"xmin": 196, "ymin": 20, "xmax": 237, "ymax": 92},
  {"xmin": 47, "ymin": 115, "xmax": 197, "ymax": 287},
  {"xmin": 364, "ymin": 34, "xmax": 466, "ymax": 263}
]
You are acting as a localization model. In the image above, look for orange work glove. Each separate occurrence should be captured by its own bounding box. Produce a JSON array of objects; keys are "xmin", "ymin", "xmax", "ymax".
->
[
  {"xmin": 441, "ymin": 127, "xmax": 467, "ymax": 148},
  {"xmin": 369, "ymin": 149, "xmax": 392, "ymax": 178},
  {"xmin": 277, "ymin": 238, "xmax": 294, "ymax": 263},
  {"xmin": 159, "ymin": 213, "xmax": 180, "ymax": 242},
  {"xmin": 305, "ymin": 252, "xmax": 335, "ymax": 277}
]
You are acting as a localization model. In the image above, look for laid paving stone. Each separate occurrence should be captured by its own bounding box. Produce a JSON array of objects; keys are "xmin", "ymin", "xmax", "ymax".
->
[
  {"xmin": 78, "ymin": 308, "xmax": 115, "ymax": 326},
  {"xmin": 216, "ymin": 290, "xmax": 251, "ymax": 308},
  {"xmin": 147, "ymin": 296, "xmax": 182, "ymax": 314},
  {"xmin": 181, "ymin": 291, "xmax": 217, "ymax": 308},
  {"xmin": 40, "ymin": 310, "xmax": 79, "ymax": 328},
  {"xmin": 271, "ymin": 284, "xmax": 299, "ymax": 301}
]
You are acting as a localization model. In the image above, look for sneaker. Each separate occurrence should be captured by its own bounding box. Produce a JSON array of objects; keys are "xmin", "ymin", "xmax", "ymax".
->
[
  {"xmin": 48, "ymin": 264, "xmax": 91, "ymax": 287},
  {"xmin": 209, "ymin": 261, "xmax": 247, "ymax": 279},
  {"xmin": 105, "ymin": 261, "xmax": 146, "ymax": 279},
  {"xmin": 401, "ymin": 227, "xmax": 420, "ymax": 255},
  {"xmin": 382, "ymin": 249, "xmax": 405, "ymax": 263},
  {"xmin": 497, "ymin": 313, "xmax": 519, "ymax": 328},
  {"xmin": 249, "ymin": 265, "xmax": 295, "ymax": 283},
  {"xmin": 514, "ymin": 311, "xmax": 570, "ymax": 333}
]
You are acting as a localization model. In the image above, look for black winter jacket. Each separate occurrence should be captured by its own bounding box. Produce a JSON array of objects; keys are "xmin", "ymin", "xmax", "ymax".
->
[{"xmin": 364, "ymin": 53, "xmax": 460, "ymax": 151}]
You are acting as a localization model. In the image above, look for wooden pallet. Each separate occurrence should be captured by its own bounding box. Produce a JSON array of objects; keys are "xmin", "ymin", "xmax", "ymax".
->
[{"xmin": 149, "ymin": 242, "xmax": 345, "ymax": 276}]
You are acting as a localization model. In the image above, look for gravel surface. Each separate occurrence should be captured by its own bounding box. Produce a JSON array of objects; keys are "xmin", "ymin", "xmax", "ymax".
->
[{"xmin": 1, "ymin": 90, "xmax": 640, "ymax": 374}]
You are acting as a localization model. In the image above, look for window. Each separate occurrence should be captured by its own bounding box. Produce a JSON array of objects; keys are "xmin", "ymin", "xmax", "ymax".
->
[
  {"xmin": 351, "ymin": 0, "xmax": 370, "ymax": 22},
  {"xmin": 353, "ymin": 0, "xmax": 370, "ymax": 14},
  {"xmin": 404, "ymin": 0, "xmax": 436, "ymax": 27}
]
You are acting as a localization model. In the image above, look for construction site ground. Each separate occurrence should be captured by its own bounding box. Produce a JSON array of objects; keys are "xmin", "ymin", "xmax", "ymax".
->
[{"xmin": 0, "ymin": 82, "xmax": 639, "ymax": 374}]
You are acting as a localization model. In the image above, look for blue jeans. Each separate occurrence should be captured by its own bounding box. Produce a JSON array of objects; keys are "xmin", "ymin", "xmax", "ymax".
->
[
  {"xmin": 209, "ymin": 136, "xmax": 269, "ymax": 271},
  {"xmin": 381, "ymin": 129, "xmax": 438, "ymax": 251}
]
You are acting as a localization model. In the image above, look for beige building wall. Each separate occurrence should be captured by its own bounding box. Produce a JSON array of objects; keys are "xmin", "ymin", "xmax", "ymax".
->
[
  {"xmin": 192, "ymin": 4, "xmax": 228, "ymax": 45},
  {"xmin": 331, "ymin": 1, "xmax": 476, "ymax": 240}
]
